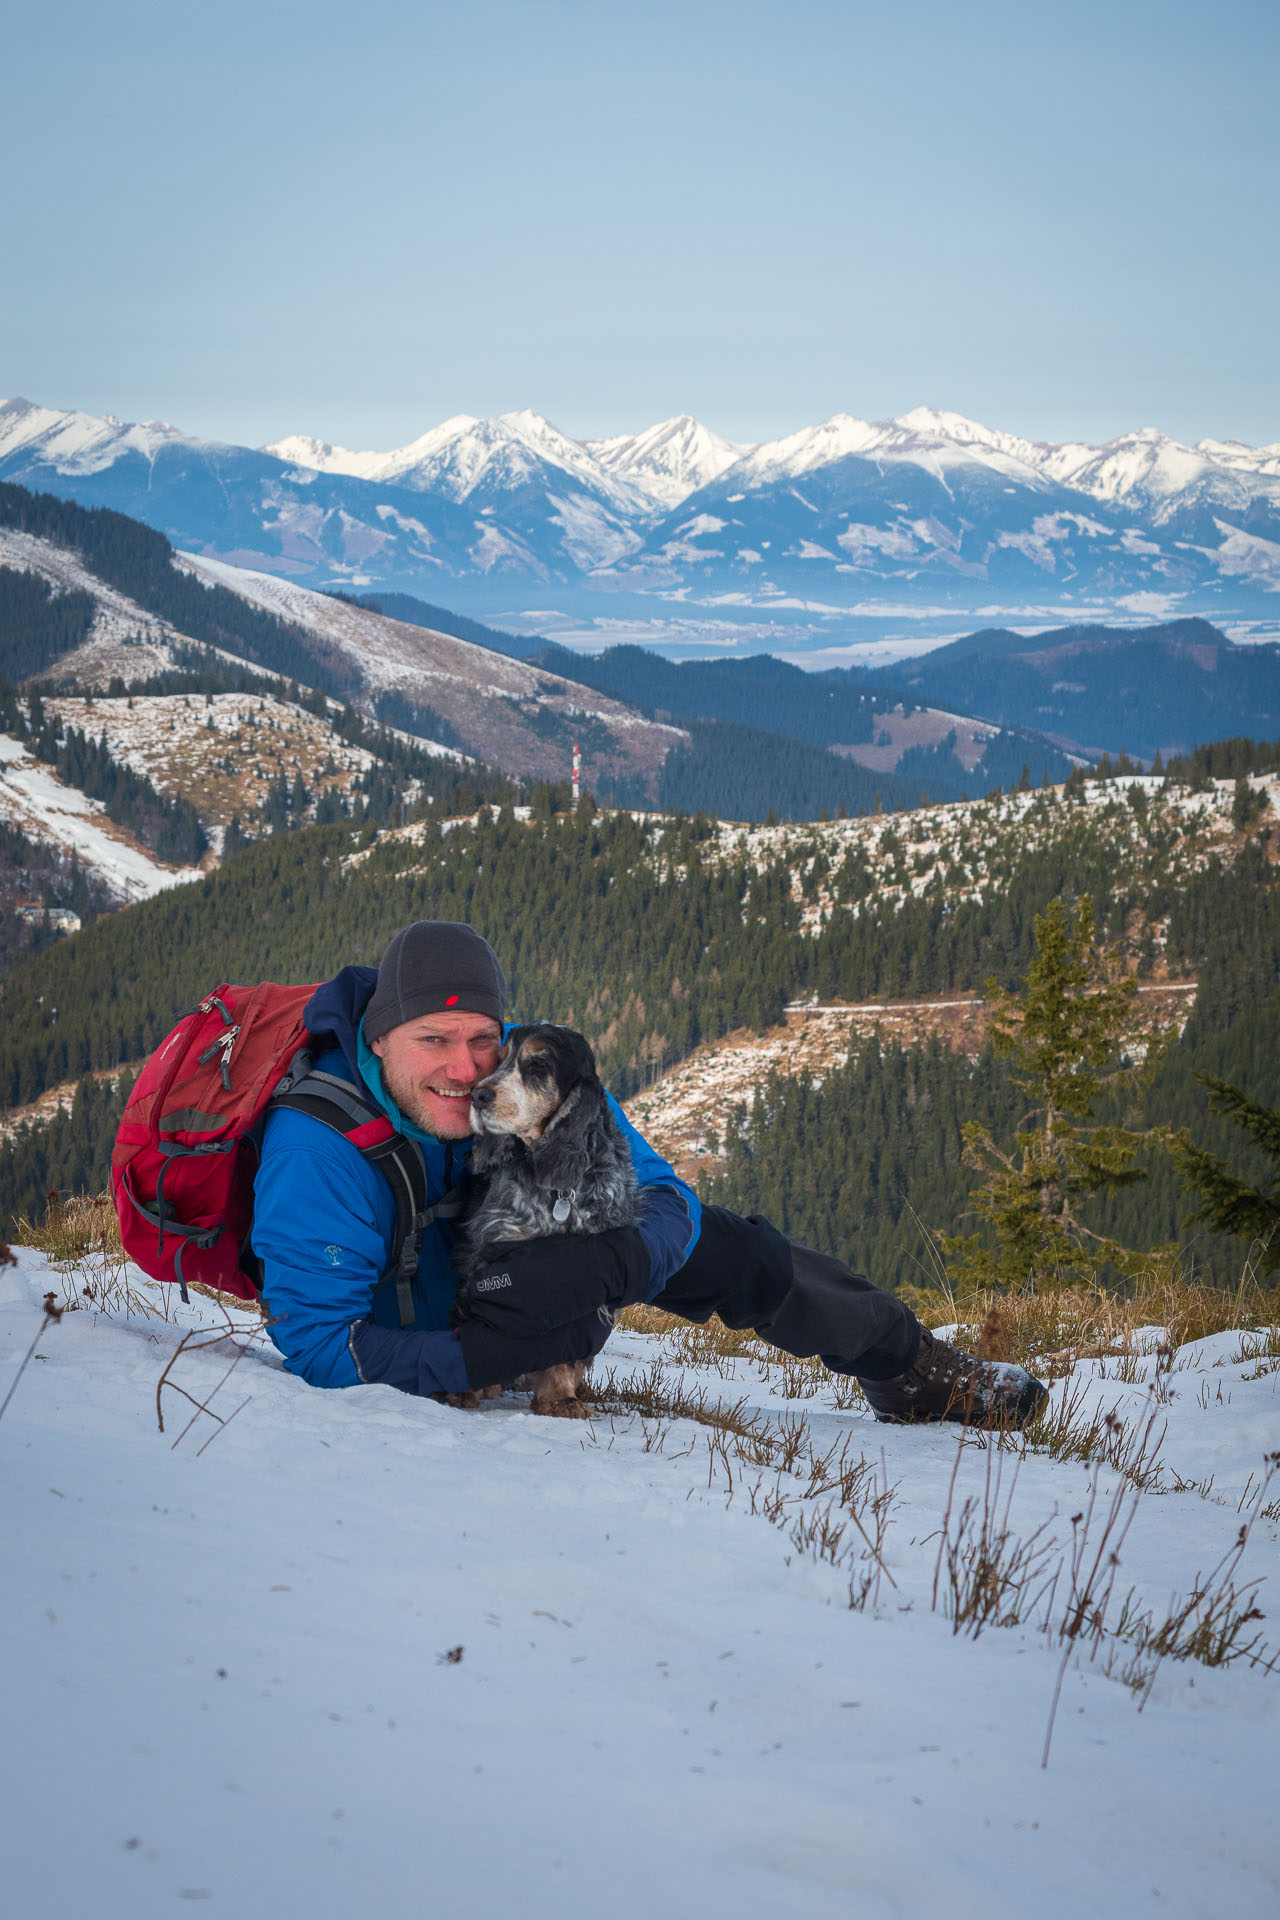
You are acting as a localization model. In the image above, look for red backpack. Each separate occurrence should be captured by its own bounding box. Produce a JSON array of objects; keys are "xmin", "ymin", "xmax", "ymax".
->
[{"xmin": 112, "ymin": 982, "xmax": 453, "ymax": 1323}]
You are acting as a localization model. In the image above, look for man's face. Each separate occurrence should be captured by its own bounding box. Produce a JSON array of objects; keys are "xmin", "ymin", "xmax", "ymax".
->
[{"xmin": 371, "ymin": 1009, "xmax": 504, "ymax": 1140}]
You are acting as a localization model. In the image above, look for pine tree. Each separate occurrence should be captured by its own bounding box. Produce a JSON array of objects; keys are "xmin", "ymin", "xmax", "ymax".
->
[
  {"xmin": 1170, "ymin": 1075, "xmax": 1280, "ymax": 1271},
  {"xmin": 940, "ymin": 896, "xmax": 1163, "ymax": 1291}
]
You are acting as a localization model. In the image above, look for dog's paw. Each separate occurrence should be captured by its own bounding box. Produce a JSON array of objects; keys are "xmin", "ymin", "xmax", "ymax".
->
[{"xmin": 530, "ymin": 1394, "xmax": 591, "ymax": 1419}]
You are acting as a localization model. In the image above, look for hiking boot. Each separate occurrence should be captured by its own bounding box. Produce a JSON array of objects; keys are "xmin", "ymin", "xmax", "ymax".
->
[{"xmin": 859, "ymin": 1325, "xmax": 1048, "ymax": 1427}]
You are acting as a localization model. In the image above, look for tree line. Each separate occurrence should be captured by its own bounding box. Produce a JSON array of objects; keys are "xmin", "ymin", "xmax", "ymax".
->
[
  {"xmin": 4, "ymin": 775, "xmax": 1280, "ymax": 1240},
  {"xmin": 14, "ymin": 692, "xmax": 208, "ymax": 866},
  {"xmin": 0, "ymin": 481, "xmax": 361, "ymax": 699},
  {"xmin": 0, "ymin": 567, "xmax": 95, "ymax": 682}
]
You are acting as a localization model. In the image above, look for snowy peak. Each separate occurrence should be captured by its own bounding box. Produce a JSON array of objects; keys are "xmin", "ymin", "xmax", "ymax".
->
[
  {"xmin": 1038, "ymin": 429, "xmax": 1244, "ymax": 504},
  {"xmin": 726, "ymin": 407, "xmax": 1054, "ymax": 492},
  {"xmin": 890, "ymin": 406, "xmax": 1044, "ymax": 469},
  {"xmin": 264, "ymin": 432, "xmax": 371, "ymax": 476},
  {"xmin": 0, "ymin": 396, "xmax": 192, "ymax": 475},
  {"xmin": 266, "ymin": 409, "xmax": 651, "ymax": 516},
  {"xmin": 584, "ymin": 415, "xmax": 750, "ymax": 508},
  {"xmin": 731, "ymin": 412, "xmax": 886, "ymax": 487}
]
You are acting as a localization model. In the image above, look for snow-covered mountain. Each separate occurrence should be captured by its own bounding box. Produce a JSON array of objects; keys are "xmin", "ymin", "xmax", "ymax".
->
[
  {"xmin": 6, "ymin": 394, "xmax": 1280, "ymax": 632},
  {"xmin": 266, "ymin": 409, "xmax": 653, "ymax": 570},
  {"xmin": 583, "ymin": 414, "xmax": 750, "ymax": 508},
  {"xmin": 0, "ymin": 396, "xmax": 203, "ymax": 476}
]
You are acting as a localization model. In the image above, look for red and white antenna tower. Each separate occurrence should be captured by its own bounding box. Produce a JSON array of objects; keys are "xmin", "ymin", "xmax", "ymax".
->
[{"xmin": 572, "ymin": 740, "xmax": 581, "ymax": 806}]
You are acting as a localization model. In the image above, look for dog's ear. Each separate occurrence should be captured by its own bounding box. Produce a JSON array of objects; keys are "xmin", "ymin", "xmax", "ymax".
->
[
  {"xmin": 560, "ymin": 1028, "xmax": 600, "ymax": 1086},
  {"xmin": 531, "ymin": 1084, "xmax": 590, "ymax": 1188}
]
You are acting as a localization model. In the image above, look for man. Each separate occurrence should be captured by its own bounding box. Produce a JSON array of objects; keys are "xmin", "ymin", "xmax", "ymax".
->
[{"xmin": 252, "ymin": 921, "xmax": 1047, "ymax": 1424}]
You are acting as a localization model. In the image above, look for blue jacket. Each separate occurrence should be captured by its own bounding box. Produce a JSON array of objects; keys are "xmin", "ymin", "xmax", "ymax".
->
[{"xmin": 251, "ymin": 967, "xmax": 701, "ymax": 1394}]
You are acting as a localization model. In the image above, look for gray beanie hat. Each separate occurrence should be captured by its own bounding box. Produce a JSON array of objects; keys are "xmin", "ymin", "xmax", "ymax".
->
[{"xmin": 363, "ymin": 921, "xmax": 507, "ymax": 1044}]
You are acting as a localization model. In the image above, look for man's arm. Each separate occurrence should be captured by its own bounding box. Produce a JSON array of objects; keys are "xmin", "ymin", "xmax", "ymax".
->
[
  {"xmin": 252, "ymin": 1116, "xmax": 468, "ymax": 1394},
  {"xmin": 607, "ymin": 1094, "xmax": 702, "ymax": 1298},
  {"xmin": 253, "ymin": 1112, "xmax": 617, "ymax": 1397}
]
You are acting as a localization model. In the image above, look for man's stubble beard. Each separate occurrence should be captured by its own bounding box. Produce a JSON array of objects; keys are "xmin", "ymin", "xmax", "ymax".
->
[{"xmin": 377, "ymin": 1055, "xmax": 475, "ymax": 1142}]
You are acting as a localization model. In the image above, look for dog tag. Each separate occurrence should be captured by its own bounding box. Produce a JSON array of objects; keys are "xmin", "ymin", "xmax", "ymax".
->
[{"xmin": 552, "ymin": 1191, "xmax": 573, "ymax": 1225}]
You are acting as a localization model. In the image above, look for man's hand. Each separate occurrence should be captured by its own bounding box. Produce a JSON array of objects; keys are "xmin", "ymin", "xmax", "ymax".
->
[{"xmin": 452, "ymin": 1226, "xmax": 650, "ymax": 1389}]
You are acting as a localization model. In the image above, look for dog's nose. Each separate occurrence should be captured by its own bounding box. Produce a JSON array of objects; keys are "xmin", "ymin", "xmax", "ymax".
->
[{"xmin": 471, "ymin": 1083, "xmax": 495, "ymax": 1108}]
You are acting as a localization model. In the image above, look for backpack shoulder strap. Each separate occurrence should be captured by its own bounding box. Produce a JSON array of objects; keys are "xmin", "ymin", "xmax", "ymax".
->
[{"xmin": 270, "ymin": 1070, "xmax": 465, "ymax": 1329}]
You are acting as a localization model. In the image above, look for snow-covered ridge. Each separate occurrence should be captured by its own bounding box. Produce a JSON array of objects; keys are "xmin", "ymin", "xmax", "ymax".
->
[
  {"xmin": 7, "ymin": 395, "xmax": 1280, "ymax": 610},
  {"xmin": 0, "ymin": 395, "xmax": 209, "ymax": 476},
  {"xmin": 9, "ymin": 393, "xmax": 1278, "ymax": 521},
  {"xmin": 266, "ymin": 408, "xmax": 655, "ymax": 521},
  {"xmin": 263, "ymin": 399, "xmax": 1280, "ymax": 515}
]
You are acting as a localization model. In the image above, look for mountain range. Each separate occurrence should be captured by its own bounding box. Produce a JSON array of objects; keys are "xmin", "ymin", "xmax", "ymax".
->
[{"xmin": 3, "ymin": 396, "xmax": 1278, "ymax": 652}]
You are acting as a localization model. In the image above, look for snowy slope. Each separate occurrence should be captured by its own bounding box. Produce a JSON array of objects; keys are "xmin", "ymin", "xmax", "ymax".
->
[
  {"xmin": 0, "ymin": 524, "xmax": 189, "ymax": 682},
  {"xmin": 40, "ymin": 693, "xmax": 417, "ymax": 839},
  {"xmin": 177, "ymin": 553, "xmax": 687, "ymax": 785},
  {"xmin": 0, "ymin": 734, "xmax": 203, "ymax": 902},
  {"xmin": 2, "ymin": 1248, "xmax": 1277, "ymax": 1919},
  {"xmin": 0, "ymin": 516, "xmax": 686, "ymax": 792}
]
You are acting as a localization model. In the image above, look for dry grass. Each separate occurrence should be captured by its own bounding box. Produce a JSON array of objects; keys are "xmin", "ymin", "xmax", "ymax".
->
[
  {"xmin": 12, "ymin": 1191, "xmax": 169, "ymax": 1320},
  {"xmin": 907, "ymin": 1266, "xmax": 1279, "ymax": 1377},
  {"xmin": 615, "ymin": 1304, "xmax": 867, "ymax": 1407}
]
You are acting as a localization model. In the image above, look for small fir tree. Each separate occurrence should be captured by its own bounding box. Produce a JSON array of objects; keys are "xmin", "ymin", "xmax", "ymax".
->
[
  {"xmin": 939, "ymin": 896, "xmax": 1162, "ymax": 1291},
  {"xmin": 1170, "ymin": 1076, "xmax": 1280, "ymax": 1273}
]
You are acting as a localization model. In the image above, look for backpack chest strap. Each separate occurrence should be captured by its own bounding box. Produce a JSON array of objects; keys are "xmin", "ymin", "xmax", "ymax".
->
[{"xmin": 270, "ymin": 1070, "xmax": 464, "ymax": 1329}]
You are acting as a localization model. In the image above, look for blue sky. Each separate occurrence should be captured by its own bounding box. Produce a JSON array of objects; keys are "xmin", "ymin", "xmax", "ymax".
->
[{"xmin": 6, "ymin": 0, "xmax": 1277, "ymax": 451}]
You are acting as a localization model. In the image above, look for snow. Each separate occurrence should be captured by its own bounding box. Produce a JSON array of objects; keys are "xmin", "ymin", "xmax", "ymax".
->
[
  {"xmin": 267, "ymin": 411, "xmax": 653, "ymax": 520},
  {"xmin": 545, "ymin": 491, "xmax": 644, "ymax": 570},
  {"xmin": 733, "ymin": 412, "xmax": 888, "ymax": 487},
  {"xmin": 0, "ymin": 732, "xmax": 203, "ymax": 901},
  {"xmin": 0, "ymin": 526, "xmax": 184, "ymax": 666},
  {"xmin": 995, "ymin": 512, "xmax": 1113, "ymax": 572},
  {"xmin": 2, "ymin": 1248, "xmax": 1277, "ymax": 1919},
  {"xmin": 0, "ymin": 397, "xmax": 195, "ymax": 475},
  {"xmin": 1201, "ymin": 521, "xmax": 1280, "ymax": 589},
  {"xmin": 584, "ymin": 416, "xmax": 751, "ymax": 509},
  {"xmin": 837, "ymin": 521, "xmax": 920, "ymax": 562}
]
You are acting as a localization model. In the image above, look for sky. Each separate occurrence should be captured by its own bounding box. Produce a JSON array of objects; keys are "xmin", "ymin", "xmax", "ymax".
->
[{"xmin": 6, "ymin": 0, "xmax": 1278, "ymax": 454}]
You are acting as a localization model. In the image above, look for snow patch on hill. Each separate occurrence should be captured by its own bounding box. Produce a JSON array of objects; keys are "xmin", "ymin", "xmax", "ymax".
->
[{"xmin": 0, "ymin": 733, "xmax": 203, "ymax": 901}]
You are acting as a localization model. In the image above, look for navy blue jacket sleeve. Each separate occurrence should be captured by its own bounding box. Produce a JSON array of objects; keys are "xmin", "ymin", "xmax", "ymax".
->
[{"xmin": 348, "ymin": 1319, "xmax": 469, "ymax": 1396}]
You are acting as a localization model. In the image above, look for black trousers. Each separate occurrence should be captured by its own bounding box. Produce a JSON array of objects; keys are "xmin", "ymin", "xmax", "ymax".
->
[{"xmin": 651, "ymin": 1205, "xmax": 922, "ymax": 1383}]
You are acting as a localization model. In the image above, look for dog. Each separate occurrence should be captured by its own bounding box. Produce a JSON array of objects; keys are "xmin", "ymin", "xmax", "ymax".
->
[{"xmin": 454, "ymin": 1022, "xmax": 638, "ymax": 1417}]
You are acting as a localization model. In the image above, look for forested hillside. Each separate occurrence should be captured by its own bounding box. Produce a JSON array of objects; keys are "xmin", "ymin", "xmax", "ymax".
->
[
  {"xmin": 873, "ymin": 618, "xmax": 1280, "ymax": 759},
  {"xmin": 0, "ymin": 483, "xmax": 362, "ymax": 696},
  {"xmin": 0, "ymin": 566, "xmax": 95, "ymax": 680},
  {"xmin": 4, "ymin": 766, "xmax": 1279, "ymax": 1274},
  {"xmin": 535, "ymin": 642, "xmax": 1079, "ymax": 795}
]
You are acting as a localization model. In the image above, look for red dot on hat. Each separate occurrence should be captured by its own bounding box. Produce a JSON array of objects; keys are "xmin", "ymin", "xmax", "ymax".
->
[{"xmin": 445, "ymin": 994, "xmax": 459, "ymax": 1007}]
